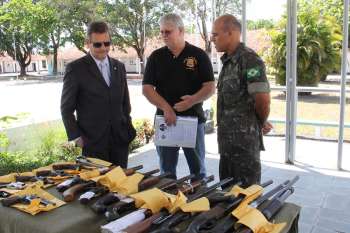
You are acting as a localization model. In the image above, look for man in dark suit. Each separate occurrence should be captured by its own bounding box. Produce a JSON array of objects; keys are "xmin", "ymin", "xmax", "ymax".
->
[{"xmin": 60, "ymin": 21, "xmax": 136, "ymax": 167}]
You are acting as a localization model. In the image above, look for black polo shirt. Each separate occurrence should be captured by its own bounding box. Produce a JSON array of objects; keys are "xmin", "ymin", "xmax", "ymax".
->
[{"xmin": 143, "ymin": 42, "xmax": 214, "ymax": 123}]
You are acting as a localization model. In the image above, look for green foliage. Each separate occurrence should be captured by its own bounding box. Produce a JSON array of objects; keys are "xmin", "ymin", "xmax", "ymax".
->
[
  {"xmin": 266, "ymin": 2, "xmax": 341, "ymax": 86},
  {"xmin": 0, "ymin": 118, "xmax": 153, "ymax": 175},
  {"xmin": 0, "ymin": 132, "xmax": 9, "ymax": 151},
  {"xmin": 129, "ymin": 118, "xmax": 154, "ymax": 152},
  {"xmin": 0, "ymin": 122, "xmax": 80, "ymax": 175},
  {"xmin": 44, "ymin": 0, "xmax": 102, "ymax": 54},
  {"xmin": 247, "ymin": 19, "xmax": 275, "ymax": 30},
  {"xmin": 178, "ymin": 0, "xmax": 241, "ymax": 53},
  {"xmin": 103, "ymin": 0, "xmax": 176, "ymax": 71},
  {"xmin": 0, "ymin": 112, "xmax": 30, "ymax": 129},
  {"xmin": 0, "ymin": 0, "xmax": 49, "ymax": 76}
]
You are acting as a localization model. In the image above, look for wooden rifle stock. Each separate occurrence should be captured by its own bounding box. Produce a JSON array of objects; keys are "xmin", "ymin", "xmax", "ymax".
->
[
  {"xmin": 92, "ymin": 169, "xmax": 165, "ymax": 215},
  {"xmin": 121, "ymin": 211, "xmax": 166, "ymax": 233},
  {"xmin": 140, "ymin": 168, "xmax": 160, "ymax": 178},
  {"xmin": 57, "ymin": 165, "xmax": 115, "ymax": 193},
  {"xmin": 124, "ymin": 165, "xmax": 144, "ymax": 176},
  {"xmin": 236, "ymin": 177, "xmax": 299, "ymax": 233},
  {"xmin": 15, "ymin": 175, "xmax": 37, "ymax": 182},
  {"xmin": 209, "ymin": 176, "xmax": 299, "ymax": 233},
  {"xmin": 35, "ymin": 170, "xmax": 69, "ymax": 177},
  {"xmin": 15, "ymin": 175, "xmax": 55, "ymax": 185},
  {"xmin": 184, "ymin": 180, "xmax": 273, "ymax": 233},
  {"xmin": 137, "ymin": 177, "xmax": 235, "ymax": 233},
  {"xmin": 138, "ymin": 172, "xmax": 171, "ymax": 191},
  {"xmin": 56, "ymin": 176, "xmax": 83, "ymax": 192},
  {"xmin": 104, "ymin": 174, "xmax": 210, "ymax": 222},
  {"xmin": 52, "ymin": 163, "xmax": 78, "ymax": 170},
  {"xmin": 63, "ymin": 180, "xmax": 96, "ymax": 202}
]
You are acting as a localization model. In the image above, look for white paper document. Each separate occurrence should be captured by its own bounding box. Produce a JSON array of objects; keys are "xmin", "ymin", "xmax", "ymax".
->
[{"xmin": 154, "ymin": 115, "xmax": 198, "ymax": 148}]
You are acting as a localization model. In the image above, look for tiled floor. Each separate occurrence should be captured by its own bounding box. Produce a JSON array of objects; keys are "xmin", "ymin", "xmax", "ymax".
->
[{"xmin": 128, "ymin": 133, "xmax": 350, "ymax": 233}]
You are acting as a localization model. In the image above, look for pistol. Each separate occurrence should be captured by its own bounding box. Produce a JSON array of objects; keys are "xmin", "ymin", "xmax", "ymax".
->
[{"xmin": 1, "ymin": 194, "xmax": 56, "ymax": 207}]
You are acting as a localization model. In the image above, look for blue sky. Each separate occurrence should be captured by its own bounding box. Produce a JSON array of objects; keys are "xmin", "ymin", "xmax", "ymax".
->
[{"xmin": 247, "ymin": 0, "xmax": 286, "ymax": 20}]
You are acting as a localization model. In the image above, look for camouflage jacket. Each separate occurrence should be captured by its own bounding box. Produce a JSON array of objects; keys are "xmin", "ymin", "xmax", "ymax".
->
[{"xmin": 217, "ymin": 43, "xmax": 270, "ymax": 151}]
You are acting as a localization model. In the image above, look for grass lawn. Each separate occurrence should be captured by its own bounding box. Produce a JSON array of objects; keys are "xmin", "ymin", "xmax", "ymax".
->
[
  {"xmin": 268, "ymin": 76, "xmax": 350, "ymax": 140},
  {"xmin": 212, "ymin": 76, "xmax": 350, "ymax": 141},
  {"xmin": 4, "ymin": 120, "xmax": 65, "ymax": 151},
  {"xmin": 270, "ymin": 91, "xmax": 350, "ymax": 140}
]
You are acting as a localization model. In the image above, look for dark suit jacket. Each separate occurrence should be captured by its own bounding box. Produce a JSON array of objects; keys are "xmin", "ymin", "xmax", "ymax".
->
[{"xmin": 60, "ymin": 54, "xmax": 136, "ymax": 147}]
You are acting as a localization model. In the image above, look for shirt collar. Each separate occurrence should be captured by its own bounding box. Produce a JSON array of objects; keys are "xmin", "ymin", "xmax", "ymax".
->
[
  {"xmin": 221, "ymin": 42, "xmax": 244, "ymax": 64},
  {"xmin": 90, "ymin": 54, "xmax": 109, "ymax": 67},
  {"xmin": 166, "ymin": 41, "xmax": 188, "ymax": 58}
]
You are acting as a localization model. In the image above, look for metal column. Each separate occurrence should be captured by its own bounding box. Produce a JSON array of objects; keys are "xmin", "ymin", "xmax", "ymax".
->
[
  {"xmin": 285, "ymin": 0, "xmax": 297, "ymax": 164},
  {"xmin": 337, "ymin": 0, "xmax": 349, "ymax": 170},
  {"xmin": 242, "ymin": 0, "xmax": 247, "ymax": 43}
]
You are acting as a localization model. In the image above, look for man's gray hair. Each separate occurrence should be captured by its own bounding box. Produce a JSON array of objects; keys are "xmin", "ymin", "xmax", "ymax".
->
[{"xmin": 160, "ymin": 13, "xmax": 184, "ymax": 30}]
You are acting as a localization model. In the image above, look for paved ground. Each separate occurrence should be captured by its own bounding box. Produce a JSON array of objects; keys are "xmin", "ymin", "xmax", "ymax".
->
[{"xmin": 0, "ymin": 79, "xmax": 155, "ymax": 127}]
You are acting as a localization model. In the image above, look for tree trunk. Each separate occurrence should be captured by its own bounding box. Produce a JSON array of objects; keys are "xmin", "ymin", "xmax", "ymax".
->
[
  {"xmin": 53, "ymin": 45, "xmax": 58, "ymax": 75},
  {"xmin": 136, "ymin": 48, "xmax": 145, "ymax": 75},
  {"xmin": 19, "ymin": 62, "xmax": 26, "ymax": 77},
  {"xmin": 140, "ymin": 55, "xmax": 145, "ymax": 74}
]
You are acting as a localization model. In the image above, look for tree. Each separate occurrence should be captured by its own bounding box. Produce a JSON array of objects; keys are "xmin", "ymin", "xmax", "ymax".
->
[
  {"xmin": 0, "ymin": 0, "xmax": 46, "ymax": 76},
  {"xmin": 104, "ymin": 0, "xmax": 174, "ymax": 73},
  {"xmin": 34, "ymin": 0, "xmax": 63, "ymax": 75},
  {"xmin": 36, "ymin": 0, "xmax": 84, "ymax": 74},
  {"xmin": 60, "ymin": 0, "xmax": 104, "ymax": 53},
  {"xmin": 302, "ymin": 0, "xmax": 350, "ymax": 49},
  {"xmin": 0, "ymin": 0, "xmax": 8, "ymax": 6},
  {"xmin": 38, "ymin": 0, "xmax": 105, "ymax": 74},
  {"xmin": 181, "ymin": 0, "xmax": 242, "ymax": 54},
  {"xmin": 267, "ymin": 1, "xmax": 341, "ymax": 87},
  {"xmin": 247, "ymin": 19, "xmax": 275, "ymax": 30}
]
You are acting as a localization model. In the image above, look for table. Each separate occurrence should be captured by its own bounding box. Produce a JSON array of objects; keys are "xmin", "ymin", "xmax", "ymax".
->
[{"xmin": 0, "ymin": 184, "xmax": 300, "ymax": 233}]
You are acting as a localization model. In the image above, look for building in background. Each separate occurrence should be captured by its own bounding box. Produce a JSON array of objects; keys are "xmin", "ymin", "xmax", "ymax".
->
[{"xmin": 0, "ymin": 30, "xmax": 272, "ymax": 75}]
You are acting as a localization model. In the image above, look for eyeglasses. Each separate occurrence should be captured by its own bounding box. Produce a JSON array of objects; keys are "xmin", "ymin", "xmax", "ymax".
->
[
  {"xmin": 92, "ymin": 41, "xmax": 111, "ymax": 48},
  {"xmin": 160, "ymin": 30, "xmax": 173, "ymax": 36}
]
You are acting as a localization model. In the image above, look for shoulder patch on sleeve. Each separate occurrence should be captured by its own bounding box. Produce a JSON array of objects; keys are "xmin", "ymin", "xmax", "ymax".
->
[{"xmin": 246, "ymin": 67, "xmax": 261, "ymax": 80}]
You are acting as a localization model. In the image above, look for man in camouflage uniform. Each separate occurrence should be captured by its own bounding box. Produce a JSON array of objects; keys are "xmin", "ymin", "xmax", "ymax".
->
[{"xmin": 211, "ymin": 14, "xmax": 272, "ymax": 188}]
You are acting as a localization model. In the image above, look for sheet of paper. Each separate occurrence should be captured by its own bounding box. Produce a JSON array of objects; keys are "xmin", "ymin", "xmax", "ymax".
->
[{"xmin": 154, "ymin": 115, "xmax": 198, "ymax": 148}]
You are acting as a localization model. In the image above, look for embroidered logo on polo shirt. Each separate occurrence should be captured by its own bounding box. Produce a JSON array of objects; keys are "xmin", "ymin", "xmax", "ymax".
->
[{"xmin": 184, "ymin": 57, "xmax": 198, "ymax": 70}]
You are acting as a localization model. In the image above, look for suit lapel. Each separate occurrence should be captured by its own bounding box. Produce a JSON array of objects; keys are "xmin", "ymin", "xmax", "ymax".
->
[
  {"xmin": 84, "ymin": 54, "xmax": 109, "ymax": 88},
  {"xmin": 109, "ymin": 57, "xmax": 121, "ymax": 88}
]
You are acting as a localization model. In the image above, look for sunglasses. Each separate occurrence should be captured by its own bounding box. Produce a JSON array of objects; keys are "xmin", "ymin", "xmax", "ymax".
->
[{"xmin": 92, "ymin": 41, "xmax": 111, "ymax": 48}]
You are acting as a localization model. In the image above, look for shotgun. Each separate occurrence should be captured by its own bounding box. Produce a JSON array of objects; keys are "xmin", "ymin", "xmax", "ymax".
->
[
  {"xmin": 208, "ymin": 176, "xmax": 299, "ymax": 233},
  {"xmin": 122, "ymin": 177, "xmax": 234, "ymax": 233},
  {"xmin": 57, "ymin": 165, "xmax": 144, "ymax": 192},
  {"xmin": 104, "ymin": 175, "xmax": 215, "ymax": 222},
  {"xmin": 235, "ymin": 187, "xmax": 296, "ymax": 233},
  {"xmin": 184, "ymin": 180, "xmax": 273, "ymax": 233},
  {"xmin": 91, "ymin": 172, "xmax": 172, "ymax": 214}
]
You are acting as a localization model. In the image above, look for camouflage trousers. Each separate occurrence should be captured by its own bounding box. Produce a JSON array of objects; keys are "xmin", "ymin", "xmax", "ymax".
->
[{"xmin": 218, "ymin": 138, "xmax": 261, "ymax": 189}]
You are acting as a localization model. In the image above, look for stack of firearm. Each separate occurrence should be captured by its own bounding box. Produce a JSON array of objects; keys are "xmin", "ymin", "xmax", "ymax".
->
[
  {"xmin": 96, "ymin": 175, "xmax": 299, "ymax": 233},
  {"xmin": 1, "ymin": 156, "xmax": 108, "ymax": 190},
  {"xmin": 102, "ymin": 176, "xmax": 232, "ymax": 232},
  {"xmin": 1, "ymin": 156, "xmax": 300, "ymax": 233}
]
